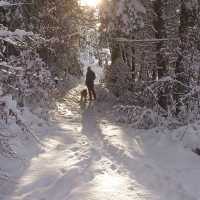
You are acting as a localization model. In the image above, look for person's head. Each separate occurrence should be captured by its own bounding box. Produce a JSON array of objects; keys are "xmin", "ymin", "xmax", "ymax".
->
[{"xmin": 87, "ymin": 66, "xmax": 91, "ymax": 71}]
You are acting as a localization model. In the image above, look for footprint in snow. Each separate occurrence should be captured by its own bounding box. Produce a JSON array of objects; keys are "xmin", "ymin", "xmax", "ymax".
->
[
  {"xmin": 88, "ymin": 147, "xmax": 101, "ymax": 161},
  {"xmin": 75, "ymin": 152, "xmax": 79, "ymax": 156},
  {"xmin": 128, "ymin": 186, "xmax": 134, "ymax": 191},
  {"xmin": 117, "ymin": 169, "xmax": 122, "ymax": 174},
  {"xmin": 60, "ymin": 168, "xmax": 67, "ymax": 174},
  {"xmin": 75, "ymin": 157, "xmax": 91, "ymax": 166},
  {"xmin": 82, "ymin": 171, "xmax": 94, "ymax": 183},
  {"xmin": 70, "ymin": 147, "xmax": 79, "ymax": 152},
  {"xmin": 110, "ymin": 164, "xmax": 117, "ymax": 170}
]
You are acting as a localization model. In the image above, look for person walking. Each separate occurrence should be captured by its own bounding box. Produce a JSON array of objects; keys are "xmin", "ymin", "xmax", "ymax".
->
[{"xmin": 85, "ymin": 66, "xmax": 96, "ymax": 100}]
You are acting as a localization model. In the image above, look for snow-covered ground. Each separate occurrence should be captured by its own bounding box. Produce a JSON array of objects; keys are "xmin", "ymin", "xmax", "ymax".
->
[{"xmin": 1, "ymin": 61, "xmax": 200, "ymax": 200}]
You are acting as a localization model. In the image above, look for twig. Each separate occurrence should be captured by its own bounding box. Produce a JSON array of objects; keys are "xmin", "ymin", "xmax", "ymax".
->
[{"xmin": 180, "ymin": 123, "xmax": 189, "ymax": 141}]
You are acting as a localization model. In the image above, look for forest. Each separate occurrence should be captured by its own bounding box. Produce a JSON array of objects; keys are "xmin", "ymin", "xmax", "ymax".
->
[{"xmin": 0, "ymin": 0, "xmax": 200, "ymax": 188}]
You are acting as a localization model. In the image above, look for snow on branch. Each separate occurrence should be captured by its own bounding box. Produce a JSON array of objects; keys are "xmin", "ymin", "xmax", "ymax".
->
[
  {"xmin": 0, "ymin": 1, "xmax": 11, "ymax": 6},
  {"xmin": 100, "ymin": 0, "xmax": 146, "ymax": 35},
  {"xmin": 115, "ymin": 37, "xmax": 179, "ymax": 43}
]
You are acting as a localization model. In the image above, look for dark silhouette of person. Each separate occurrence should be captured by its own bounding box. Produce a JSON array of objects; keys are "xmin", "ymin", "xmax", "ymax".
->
[{"xmin": 85, "ymin": 66, "xmax": 96, "ymax": 100}]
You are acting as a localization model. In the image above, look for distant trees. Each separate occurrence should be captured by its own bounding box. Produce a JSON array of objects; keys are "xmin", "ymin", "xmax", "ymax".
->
[{"xmin": 23, "ymin": 0, "xmax": 84, "ymax": 77}]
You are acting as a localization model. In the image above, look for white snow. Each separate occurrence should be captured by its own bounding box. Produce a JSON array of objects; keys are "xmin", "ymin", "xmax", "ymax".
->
[
  {"xmin": 12, "ymin": 29, "xmax": 34, "ymax": 39},
  {"xmin": 102, "ymin": 0, "xmax": 145, "ymax": 34},
  {"xmin": 54, "ymin": 77, "xmax": 59, "ymax": 80},
  {"xmin": 0, "ymin": 1, "xmax": 10, "ymax": 6},
  {"xmin": 0, "ymin": 61, "xmax": 200, "ymax": 200}
]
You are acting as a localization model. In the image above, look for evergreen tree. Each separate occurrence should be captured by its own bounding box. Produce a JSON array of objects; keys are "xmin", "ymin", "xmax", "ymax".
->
[{"xmin": 99, "ymin": 0, "xmax": 146, "ymax": 64}]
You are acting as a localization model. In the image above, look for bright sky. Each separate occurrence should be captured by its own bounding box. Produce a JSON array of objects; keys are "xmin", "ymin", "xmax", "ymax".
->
[{"xmin": 81, "ymin": 0, "xmax": 101, "ymax": 7}]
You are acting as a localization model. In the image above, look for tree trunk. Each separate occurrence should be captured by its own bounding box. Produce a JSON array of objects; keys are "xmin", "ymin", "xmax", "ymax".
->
[
  {"xmin": 152, "ymin": 0, "xmax": 167, "ymax": 110},
  {"xmin": 132, "ymin": 44, "xmax": 135, "ymax": 80},
  {"xmin": 174, "ymin": 0, "xmax": 189, "ymax": 115},
  {"xmin": 111, "ymin": 43, "xmax": 121, "ymax": 64}
]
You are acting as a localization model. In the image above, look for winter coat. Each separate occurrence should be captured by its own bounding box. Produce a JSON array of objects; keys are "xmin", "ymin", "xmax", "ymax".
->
[{"xmin": 85, "ymin": 69, "xmax": 95, "ymax": 86}]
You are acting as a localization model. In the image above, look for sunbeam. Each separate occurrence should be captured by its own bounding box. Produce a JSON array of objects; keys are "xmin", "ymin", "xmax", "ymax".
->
[{"xmin": 81, "ymin": 0, "xmax": 101, "ymax": 7}]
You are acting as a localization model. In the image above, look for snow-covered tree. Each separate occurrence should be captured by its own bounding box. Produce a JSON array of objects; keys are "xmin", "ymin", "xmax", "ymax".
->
[
  {"xmin": 0, "ymin": 1, "xmax": 60, "ymax": 185},
  {"xmin": 102, "ymin": 0, "xmax": 200, "ymax": 130},
  {"xmin": 7, "ymin": 50, "xmax": 57, "ymax": 111},
  {"xmin": 174, "ymin": 0, "xmax": 200, "ymax": 115},
  {"xmin": 16, "ymin": 0, "xmax": 84, "ymax": 78},
  {"xmin": 99, "ymin": 0, "xmax": 146, "ymax": 63}
]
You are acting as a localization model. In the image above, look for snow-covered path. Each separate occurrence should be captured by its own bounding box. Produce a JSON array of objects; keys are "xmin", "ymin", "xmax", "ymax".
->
[
  {"xmin": 1, "ymin": 63, "xmax": 200, "ymax": 199},
  {"xmin": 41, "ymin": 81, "xmax": 161, "ymax": 200}
]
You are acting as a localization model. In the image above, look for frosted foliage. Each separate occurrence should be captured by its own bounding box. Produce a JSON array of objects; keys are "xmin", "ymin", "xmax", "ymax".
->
[
  {"xmin": 114, "ymin": 44, "xmax": 200, "ymax": 129},
  {"xmin": 6, "ymin": 50, "xmax": 57, "ymax": 120},
  {"xmin": 105, "ymin": 58, "xmax": 131, "ymax": 96},
  {"xmin": 0, "ymin": 21, "xmax": 59, "ymax": 184},
  {"xmin": 186, "ymin": 0, "xmax": 198, "ymax": 10},
  {"xmin": 114, "ymin": 0, "xmax": 125, "ymax": 17},
  {"xmin": 0, "ymin": 85, "xmax": 2, "ymax": 96},
  {"xmin": 101, "ymin": 3, "xmax": 111, "ymax": 19},
  {"xmin": 116, "ymin": 106, "xmax": 160, "ymax": 129},
  {"xmin": 101, "ymin": 0, "xmax": 146, "ymax": 35},
  {"xmin": 0, "ymin": 1, "xmax": 10, "ymax": 6},
  {"xmin": 0, "ymin": 25, "xmax": 54, "ymax": 124},
  {"xmin": 0, "ymin": 94, "xmax": 36, "ymax": 174}
]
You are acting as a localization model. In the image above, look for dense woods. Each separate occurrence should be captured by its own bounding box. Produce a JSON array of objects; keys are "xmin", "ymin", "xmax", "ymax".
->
[
  {"xmin": 0, "ymin": 0, "xmax": 200, "ymax": 186},
  {"xmin": 100, "ymin": 0, "xmax": 200, "ymax": 129}
]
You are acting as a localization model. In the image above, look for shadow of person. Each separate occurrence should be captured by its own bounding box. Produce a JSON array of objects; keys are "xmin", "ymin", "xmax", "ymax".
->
[
  {"xmin": 87, "ymin": 99, "xmax": 94, "ymax": 109},
  {"xmin": 79, "ymin": 100, "xmax": 87, "ymax": 110},
  {"xmin": 79, "ymin": 99, "xmax": 94, "ymax": 110},
  {"xmin": 81, "ymin": 99, "xmax": 95, "ymax": 136}
]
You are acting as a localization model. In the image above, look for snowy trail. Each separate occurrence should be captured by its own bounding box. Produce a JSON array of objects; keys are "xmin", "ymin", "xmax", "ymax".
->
[
  {"xmin": 46, "ymin": 78, "xmax": 194, "ymax": 200},
  {"xmin": 0, "ymin": 64, "xmax": 198, "ymax": 199},
  {"xmin": 48, "ymin": 82, "xmax": 161, "ymax": 200}
]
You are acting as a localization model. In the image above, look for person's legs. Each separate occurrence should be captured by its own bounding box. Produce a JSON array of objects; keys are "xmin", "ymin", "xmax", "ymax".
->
[
  {"xmin": 88, "ymin": 85, "xmax": 96, "ymax": 99},
  {"xmin": 87, "ymin": 86, "xmax": 92, "ymax": 99},
  {"xmin": 91, "ymin": 86, "xmax": 96, "ymax": 99}
]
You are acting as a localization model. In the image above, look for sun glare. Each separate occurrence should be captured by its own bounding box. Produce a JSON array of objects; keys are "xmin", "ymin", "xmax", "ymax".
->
[{"xmin": 81, "ymin": 0, "xmax": 101, "ymax": 7}]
